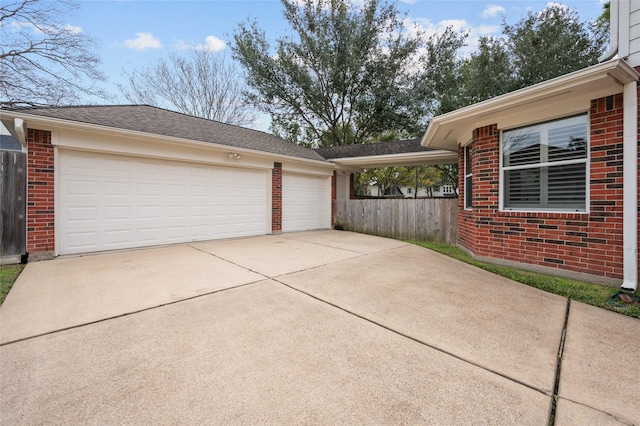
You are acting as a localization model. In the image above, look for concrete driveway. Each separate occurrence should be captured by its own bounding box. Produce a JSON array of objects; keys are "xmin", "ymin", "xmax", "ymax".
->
[{"xmin": 1, "ymin": 231, "xmax": 638, "ymax": 424}]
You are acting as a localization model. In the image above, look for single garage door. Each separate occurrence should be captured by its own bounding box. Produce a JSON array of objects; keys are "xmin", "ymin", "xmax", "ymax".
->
[
  {"xmin": 282, "ymin": 173, "xmax": 330, "ymax": 232},
  {"xmin": 58, "ymin": 150, "xmax": 269, "ymax": 255}
]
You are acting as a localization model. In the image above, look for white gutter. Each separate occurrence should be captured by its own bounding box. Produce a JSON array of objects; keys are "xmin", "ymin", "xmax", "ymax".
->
[
  {"xmin": 1, "ymin": 110, "xmax": 334, "ymax": 169},
  {"xmin": 621, "ymin": 79, "xmax": 638, "ymax": 292},
  {"xmin": 327, "ymin": 150, "xmax": 458, "ymax": 168}
]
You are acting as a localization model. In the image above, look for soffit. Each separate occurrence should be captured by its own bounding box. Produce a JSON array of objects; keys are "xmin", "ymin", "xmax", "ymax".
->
[{"xmin": 422, "ymin": 59, "xmax": 640, "ymax": 150}]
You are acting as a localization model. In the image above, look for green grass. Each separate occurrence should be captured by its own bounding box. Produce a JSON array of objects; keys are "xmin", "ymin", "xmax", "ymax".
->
[
  {"xmin": 0, "ymin": 264, "xmax": 25, "ymax": 307},
  {"xmin": 409, "ymin": 240, "xmax": 640, "ymax": 319}
]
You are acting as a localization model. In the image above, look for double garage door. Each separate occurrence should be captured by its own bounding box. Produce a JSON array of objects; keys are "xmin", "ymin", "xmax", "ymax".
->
[{"xmin": 58, "ymin": 150, "xmax": 329, "ymax": 255}]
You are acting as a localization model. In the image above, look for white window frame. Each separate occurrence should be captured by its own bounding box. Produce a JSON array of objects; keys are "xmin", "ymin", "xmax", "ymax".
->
[
  {"xmin": 464, "ymin": 145, "xmax": 472, "ymax": 210},
  {"xmin": 499, "ymin": 114, "xmax": 590, "ymax": 213}
]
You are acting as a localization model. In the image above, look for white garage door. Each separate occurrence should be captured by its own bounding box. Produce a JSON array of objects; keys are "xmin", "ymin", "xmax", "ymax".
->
[
  {"xmin": 58, "ymin": 150, "xmax": 269, "ymax": 255},
  {"xmin": 282, "ymin": 173, "xmax": 330, "ymax": 232}
]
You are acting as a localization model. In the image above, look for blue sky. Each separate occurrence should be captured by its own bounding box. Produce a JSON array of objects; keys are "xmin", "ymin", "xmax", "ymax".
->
[{"xmin": 68, "ymin": 0, "xmax": 607, "ymax": 129}]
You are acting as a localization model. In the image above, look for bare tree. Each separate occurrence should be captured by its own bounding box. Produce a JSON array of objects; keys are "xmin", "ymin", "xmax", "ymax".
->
[
  {"xmin": 0, "ymin": 0, "xmax": 105, "ymax": 106},
  {"xmin": 119, "ymin": 50, "xmax": 255, "ymax": 126}
]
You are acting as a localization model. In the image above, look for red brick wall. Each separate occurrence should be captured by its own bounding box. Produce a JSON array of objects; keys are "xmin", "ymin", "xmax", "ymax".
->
[
  {"xmin": 272, "ymin": 162, "xmax": 282, "ymax": 232},
  {"xmin": 27, "ymin": 129, "xmax": 55, "ymax": 256},
  {"xmin": 460, "ymin": 94, "xmax": 627, "ymax": 281}
]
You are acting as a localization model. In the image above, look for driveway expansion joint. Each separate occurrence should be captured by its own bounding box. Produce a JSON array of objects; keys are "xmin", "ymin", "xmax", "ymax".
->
[
  {"xmin": 555, "ymin": 396, "xmax": 636, "ymax": 426},
  {"xmin": 278, "ymin": 233, "xmax": 411, "ymax": 255},
  {"xmin": 274, "ymin": 278, "xmax": 551, "ymax": 398},
  {"xmin": 548, "ymin": 298, "xmax": 570, "ymax": 426},
  {"xmin": 0, "ymin": 280, "xmax": 264, "ymax": 347}
]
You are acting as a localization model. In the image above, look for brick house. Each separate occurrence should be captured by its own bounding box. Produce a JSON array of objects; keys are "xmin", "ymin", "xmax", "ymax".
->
[
  {"xmin": 1, "ymin": 105, "xmax": 337, "ymax": 260},
  {"xmin": 421, "ymin": 0, "xmax": 639, "ymax": 292},
  {"xmin": 0, "ymin": 106, "xmax": 451, "ymax": 263}
]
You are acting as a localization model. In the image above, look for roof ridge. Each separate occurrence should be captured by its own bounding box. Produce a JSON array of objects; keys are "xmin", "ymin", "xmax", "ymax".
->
[
  {"xmin": 4, "ymin": 104, "xmax": 292, "ymax": 144},
  {"xmin": 2, "ymin": 104, "xmax": 327, "ymax": 162}
]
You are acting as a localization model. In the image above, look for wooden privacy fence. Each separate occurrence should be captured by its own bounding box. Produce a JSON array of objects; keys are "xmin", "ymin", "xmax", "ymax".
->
[
  {"xmin": 333, "ymin": 198, "xmax": 458, "ymax": 244},
  {"xmin": 1, "ymin": 150, "xmax": 26, "ymax": 262}
]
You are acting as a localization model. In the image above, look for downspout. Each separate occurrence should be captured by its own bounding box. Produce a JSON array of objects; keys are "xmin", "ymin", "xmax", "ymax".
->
[
  {"xmin": 599, "ymin": 0, "xmax": 619, "ymax": 62},
  {"xmin": 621, "ymin": 79, "xmax": 638, "ymax": 292}
]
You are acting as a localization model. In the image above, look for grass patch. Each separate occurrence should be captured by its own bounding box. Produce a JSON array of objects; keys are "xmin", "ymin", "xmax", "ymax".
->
[
  {"xmin": 410, "ymin": 240, "xmax": 640, "ymax": 319},
  {"xmin": 0, "ymin": 264, "xmax": 25, "ymax": 307}
]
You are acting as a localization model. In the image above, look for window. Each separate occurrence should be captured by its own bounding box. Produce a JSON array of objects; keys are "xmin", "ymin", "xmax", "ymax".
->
[
  {"xmin": 502, "ymin": 115, "xmax": 587, "ymax": 211},
  {"xmin": 464, "ymin": 145, "xmax": 472, "ymax": 209}
]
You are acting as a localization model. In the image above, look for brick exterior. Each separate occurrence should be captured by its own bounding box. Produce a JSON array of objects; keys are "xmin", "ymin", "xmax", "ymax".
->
[
  {"xmin": 457, "ymin": 94, "xmax": 632, "ymax": 281},
  {"xmin": 272, "ymin": 162, "xmax": 282, "ymax": 232},
  {"xmin": 26, "ymin": 129, "xmax": 55, "ymax": 257}
]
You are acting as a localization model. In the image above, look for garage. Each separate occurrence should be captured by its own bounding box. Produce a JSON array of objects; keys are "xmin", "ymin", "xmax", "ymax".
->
[
  {"xmin": 58, "ymin": 149, "xmax": 269, "ymax": 255},
  {"xmin": 282, "ymin": 173, "xmax": 331, "ymax": 232}
]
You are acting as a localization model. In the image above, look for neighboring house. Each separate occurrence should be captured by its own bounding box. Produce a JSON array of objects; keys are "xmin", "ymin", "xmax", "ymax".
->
[
  {"xmin": 368, "ymin": 184, "xmax": 456, "ymax": 198},
  {"xmin": 421, "ymin": 0, "xmax": 639, "ymax": 292},
  {"xmin": 0, "ymin": 131, "xmax": 21, "ymax": 151}
]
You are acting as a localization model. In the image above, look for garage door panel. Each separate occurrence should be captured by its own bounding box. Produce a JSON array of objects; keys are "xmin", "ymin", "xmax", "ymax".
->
[
  {"xmin": 59, "ymin": 150, "xmax": 269, "ymax": 255},
  {"xmin": 104, "ymin": 229, "xmax": 131, "ymax": 246},
  {"xmin": 282, "ymin": 173, "xmax": 330, "ymax": 232}
]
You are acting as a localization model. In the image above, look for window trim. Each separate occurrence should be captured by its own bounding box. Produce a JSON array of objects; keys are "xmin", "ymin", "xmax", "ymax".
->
[
  {"xmin": 464, "ymin": 145, "xmax": 472, "ymax": 210},
  {"xmin": 499, "ymin": 114, "xmax": 590, "ymax": 213}
]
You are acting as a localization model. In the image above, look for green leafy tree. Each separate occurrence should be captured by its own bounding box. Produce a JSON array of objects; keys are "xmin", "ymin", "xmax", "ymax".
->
[
  {"xmin": 357, "ymin": 167, "xmax": 405, "ymax": 197},
  {"xmin": 456, "ymin": 3, "xmax": 606, "ymax": 110},
  {"xmin": 356, "ymin": 165, "xmax": 450, "ymax": 198},
  {"xmin": 458, "ymin": 36, "xmax": 514, "ymax": 106},
  {"xmin": 503, "ymin": 4, "xmax": 605, "ymax": 89},
  {"xmin": 232, "ymin": 0, "xmax": 465, "ymax": 147},
  {"xmin": 411, "ymin": 166, "xmax": 444, "ymax": 197},
  {"xmin": 594, "ymin": 1, "xmax": 610, "ymax": 53}
]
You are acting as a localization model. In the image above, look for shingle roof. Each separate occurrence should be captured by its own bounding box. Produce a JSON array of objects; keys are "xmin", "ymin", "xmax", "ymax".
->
[
  {"xmin": 314, "ymin": 138, "xmax": 433, "ymax": 159},
  {"xmin": 3, "ymin": 105, "xmax": 326, "ymax": 162}
]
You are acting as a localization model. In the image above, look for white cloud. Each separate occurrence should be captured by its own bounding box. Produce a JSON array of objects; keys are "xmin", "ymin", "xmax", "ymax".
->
[
  {"xmin": 403, "ymin": 16, "xmax": 501, "ymax": 58},
  {"xmin": 399, "ymin": 0, "xmax": 417, "ymax": 4},
  {"xmin": 9, "ymin": 21, "xmax": 83, "ymax": 35},
  {"xmin": 63, "ymin": 24, "xmax": 82, "ymax": 34},
  {"xmin": 124, "ymin": 32, "xmax": 162, "ymax": 50},
  {"xmin": 195, "ymin": 35, "xmax": 226, "ymax": 52},
  {"xmin": 173, "ymin": 40, "xmax": 192, "ymax": 51},
  {"xmin": 482, "ymin": 4, "xmax": 506, "ymax": 18}
]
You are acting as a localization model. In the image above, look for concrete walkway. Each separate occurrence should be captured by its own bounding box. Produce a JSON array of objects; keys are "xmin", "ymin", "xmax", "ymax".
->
[{"xmin": 1, "ymin": 231, "xmax": 638, "ymax": 424}]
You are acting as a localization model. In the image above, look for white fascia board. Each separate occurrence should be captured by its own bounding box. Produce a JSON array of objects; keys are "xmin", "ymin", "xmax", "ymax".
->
[
  {"xmin": 1, "ymin": 111, "xmax": 334, "ymax": 170},
  {"xmin": 422, "ymin": 59, "xmax": 640, "ymax": 150},
  {"xmin": 282, "ymin": 161, "xmax": 334, "ymax": 176},
  {"xmin": 326, "ymin": 150, "xmax": 458, "ymax": 169}
]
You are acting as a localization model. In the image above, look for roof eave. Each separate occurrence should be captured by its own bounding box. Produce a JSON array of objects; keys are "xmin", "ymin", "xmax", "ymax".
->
[
  {"xmin": 0, "ymin": 110, "xmax": 332, "ymax": 167},
  {"xmin": 421, "ymin": 58, "xmax": 640, "ymax": 150},
  {"xmin": 327, "ymin": 150, "xmax": 458, "ymax": 168}
]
